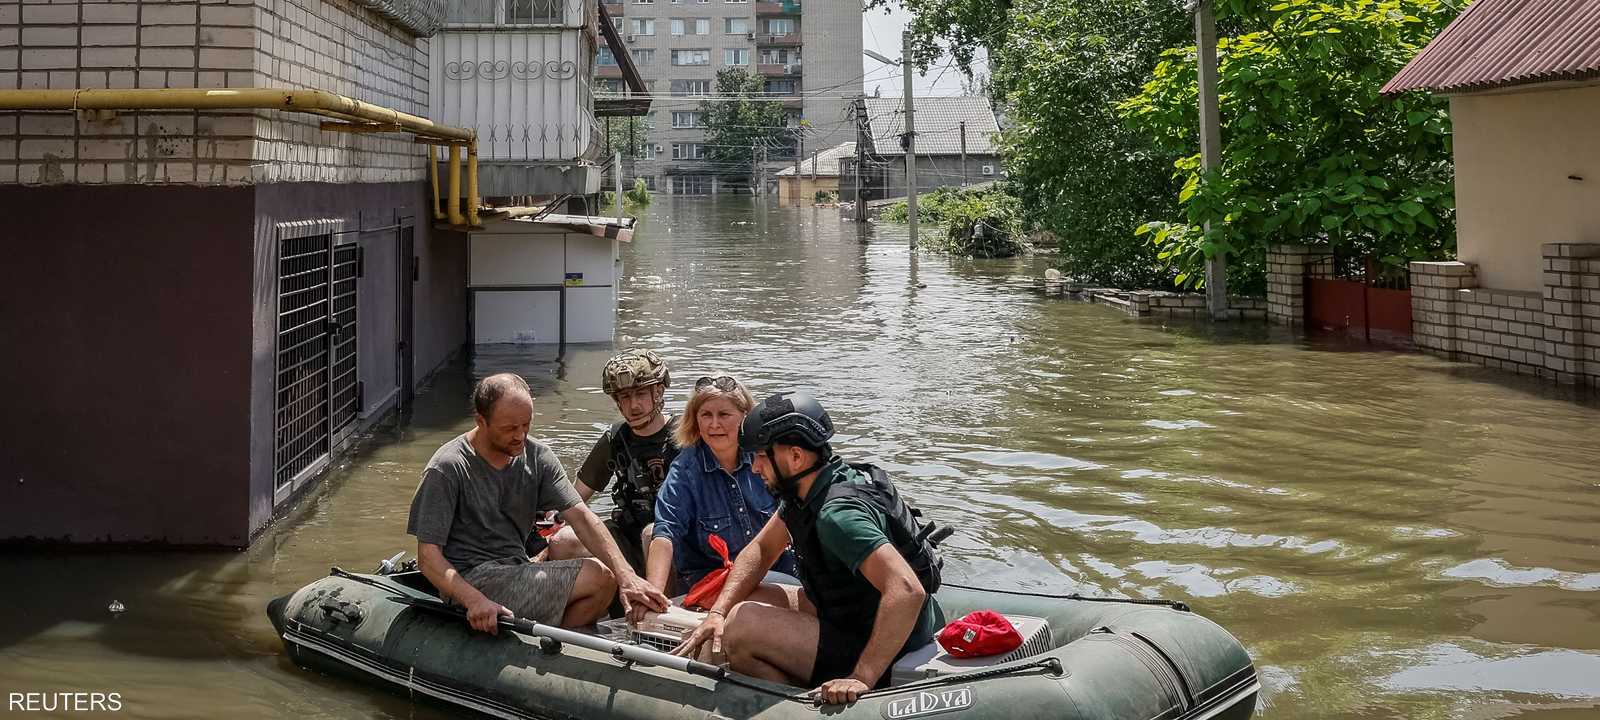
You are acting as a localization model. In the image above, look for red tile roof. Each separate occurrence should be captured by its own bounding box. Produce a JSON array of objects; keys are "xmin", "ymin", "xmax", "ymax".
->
[{"xmin": 1383, "ymin": 0, "xmax": 1600, "ymax": 95}]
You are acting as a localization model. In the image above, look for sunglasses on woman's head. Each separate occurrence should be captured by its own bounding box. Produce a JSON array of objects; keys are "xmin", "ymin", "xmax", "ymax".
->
[{"xmin": 694, "ymin": 375, "xmax": 740, "ymax": 391}]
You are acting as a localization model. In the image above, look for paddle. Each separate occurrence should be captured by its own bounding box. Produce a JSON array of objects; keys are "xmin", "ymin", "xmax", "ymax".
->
[{"xmin": 387, "ymin": 594, "xmax": 729, "ymax": 682}]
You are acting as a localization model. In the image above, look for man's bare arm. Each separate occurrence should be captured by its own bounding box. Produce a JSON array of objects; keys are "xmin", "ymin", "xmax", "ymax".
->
[{"xmin": 416, "ymin": 541, "xmax": 510, "ymax": 634}]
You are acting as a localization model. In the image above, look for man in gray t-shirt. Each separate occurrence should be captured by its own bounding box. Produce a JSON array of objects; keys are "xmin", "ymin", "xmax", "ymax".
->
[{"xmin": 406, "ymin": 373, "xmax": 669, "ymax": 632}]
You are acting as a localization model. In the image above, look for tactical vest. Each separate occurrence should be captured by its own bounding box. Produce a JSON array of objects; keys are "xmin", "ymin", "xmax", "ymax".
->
[
  {"xmin": 605, "ymin": 418, "xmax": 678, "ymax": 531},
  {"xmin": 782, "ymin": 461, "xmax": 946, "ymax": 638}
]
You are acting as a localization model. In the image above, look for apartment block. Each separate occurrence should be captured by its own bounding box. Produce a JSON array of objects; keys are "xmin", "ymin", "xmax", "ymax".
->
[{"xmin": 595, "ymin": 0, "xmax": 860, "ymax": 195}]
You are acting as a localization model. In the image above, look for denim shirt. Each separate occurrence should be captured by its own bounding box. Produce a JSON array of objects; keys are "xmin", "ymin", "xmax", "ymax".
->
[{"xmin": 653, "ymin": 440, "xmax": 798, "ymax": 589}]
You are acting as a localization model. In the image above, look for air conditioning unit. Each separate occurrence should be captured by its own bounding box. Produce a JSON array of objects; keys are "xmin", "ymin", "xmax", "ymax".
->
[
  {"xmin": 784, "ymin": 63, "xmax": 800, "ymax": 74},
  {"xmin": 981, "ymin": 164, "xmax": 995, "ymax": 176},
  {"xmin": 654, "ymin": 144, "xmax": 664, "ymax": 153},
  {"xmin": 747, "ymin": 31, "xmax": 756, "ymax": 40},
  {"xmin": 627, "ymin": 34, "xmax": 636, "ymax": 42}
]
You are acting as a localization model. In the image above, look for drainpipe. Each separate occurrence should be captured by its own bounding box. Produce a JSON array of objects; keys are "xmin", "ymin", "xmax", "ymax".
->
[
  {"xmin": 428, "ymin": 145, "xmax": 444, "ymax": 221},
  {"xmin": 466, "ymin": 144, "xmax": 480, "ymax": 227},
  {"xmin": 446, "ymin": 144, "xmax": 464, "ymax": 227}
]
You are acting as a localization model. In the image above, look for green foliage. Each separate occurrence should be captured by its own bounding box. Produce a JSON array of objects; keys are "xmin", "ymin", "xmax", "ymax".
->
[
  {"xmin": 880, "ymin": 186, "xmax": 1025, "ymax": 258},
  {"xmin": 603, "ymin": 116, "xmax": 650, "ymax": 159},
  {"xmin": 1121, "ymin": 0, "xmax": 1458, "ymax": 292},
  {"xmin": 814, "ymin": 190, "xmax": 839, "ymax": 204},
  {"xmin": 699, "ymin": 69, "xmax": 797, "ymax": 180},
  {"xmin": 889, "ymin": 0, "xmax": 1194, "ymax": 287},
  {"xmin": 625, "ymin": 178, "xmax": 652, "ymax": 206},
  {"xmin": 996, "ymin": 0, "xmax": 1195, "ymax": 287}
]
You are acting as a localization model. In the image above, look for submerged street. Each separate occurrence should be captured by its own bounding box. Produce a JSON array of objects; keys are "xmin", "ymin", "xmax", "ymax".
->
[{"xmin": 3, "ymin": 198, "xmax": 1599, "ymax": 719}]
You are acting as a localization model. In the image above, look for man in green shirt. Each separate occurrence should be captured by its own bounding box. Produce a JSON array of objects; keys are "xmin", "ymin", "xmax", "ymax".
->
[{"xmin": 673, "ymin": 392, "xmax": 945, "ymax": 706}]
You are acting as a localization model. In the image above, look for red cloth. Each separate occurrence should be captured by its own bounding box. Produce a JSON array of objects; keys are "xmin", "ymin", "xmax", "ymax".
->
[
  {"xmin": 938, "ymin": 610, "xmax": 1024, "ymax": 658},
  {"xmin": 684, "ymin": 534, "xmax": 732, "ymax": 610}
]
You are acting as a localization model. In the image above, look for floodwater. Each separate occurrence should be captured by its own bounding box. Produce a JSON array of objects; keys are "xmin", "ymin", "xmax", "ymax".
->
[{"xmin": 3, "ymin": 197, "xmax": 1599, "ymax": 719}]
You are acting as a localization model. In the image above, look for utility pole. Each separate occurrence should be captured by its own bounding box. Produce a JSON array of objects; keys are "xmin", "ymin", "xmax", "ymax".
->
[
  {"xmin": 810, "ymin": 149, "xmax": 818, "ymax": 182},
  {"xmin": 794, "ymin": 133, "xmax": 803, "ymax": 206},
  {"xmin": 855, "ymin": 97, "xmax": 867, "ymax": 223},
  {"xmin": 751, "ymin": 141, "xmax": 759, "ymax": 195},
  {"xmin": 902, "ymin": 30, "xmax": 918, "ymax": 248},
  {"xmin": 959, "ymin": 121, "xmax": 967, "ymax": 188},
  {"xmin": 1196, "ymin": 0, "xmax": 1229, "ymax": 319},
  {"xmin": 614, "ymin": 151, "xmax": 624, "ymax": 219}
]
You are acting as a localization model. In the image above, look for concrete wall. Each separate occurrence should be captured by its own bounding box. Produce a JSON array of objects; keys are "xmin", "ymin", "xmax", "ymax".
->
[
  {"xmin": 1451, "ymin": 84, "xmax": 1600, "ymax": 293},
  {"xmin": 0, "ymin": 184, "xmax": 256, "ymax": 545},
  {"xmin": 0, "ymin": 0, "xmax": 432, "ymax": 185},
  {"xmin": 798, "ymin": 0, "xmax": 858, "ymax": 153}
]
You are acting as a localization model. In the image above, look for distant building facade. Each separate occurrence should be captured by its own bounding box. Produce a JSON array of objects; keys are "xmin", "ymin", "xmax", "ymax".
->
[{"xmin": 594, "ymin": 0, "xmax": 860, "ymax": 195}]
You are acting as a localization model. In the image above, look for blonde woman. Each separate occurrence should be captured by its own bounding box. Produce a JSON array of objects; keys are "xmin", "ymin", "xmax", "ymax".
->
[{"xmin": 647, "ymin": 375, "xmax": 799, "ymax": 598}]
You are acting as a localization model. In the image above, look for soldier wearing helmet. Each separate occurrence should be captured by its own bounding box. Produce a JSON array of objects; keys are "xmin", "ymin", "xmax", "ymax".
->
[
  {"xmin": 673, "ymin": 392, "xmax": 948, "ymax": 707},
  {"xmin": 543, "ymin": 349, "xmax": 679, "ymax": 577}
]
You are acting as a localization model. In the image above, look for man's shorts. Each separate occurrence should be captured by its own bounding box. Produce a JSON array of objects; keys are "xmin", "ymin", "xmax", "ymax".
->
[
  {"xmin": 458, "ymin": 556, "xmax": 585, "ymax": 626},
  {"xmin": 808, "ymin": 615, "xmax": 897, "ymax": 689}
]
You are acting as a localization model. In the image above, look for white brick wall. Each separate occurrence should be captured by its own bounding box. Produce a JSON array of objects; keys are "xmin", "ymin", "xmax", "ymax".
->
[{"xmin": 0, "ymin": 0, "xmax": 433, "ymax": 185}]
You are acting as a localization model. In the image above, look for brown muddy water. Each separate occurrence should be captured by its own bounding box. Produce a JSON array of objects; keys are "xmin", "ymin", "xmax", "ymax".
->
[{"xmin": 3, "ymin": 197, "xmax": 1599, "ymax": 719}]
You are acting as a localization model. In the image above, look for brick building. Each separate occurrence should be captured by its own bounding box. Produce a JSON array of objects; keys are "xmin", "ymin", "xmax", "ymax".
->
[
  {"xmin": 1381, "ymin": 0, "xmax": 1600, "ymax": 386},
  {"xmin": 0, "ymin": 0, "xmax": 628, "ymax": 545}
]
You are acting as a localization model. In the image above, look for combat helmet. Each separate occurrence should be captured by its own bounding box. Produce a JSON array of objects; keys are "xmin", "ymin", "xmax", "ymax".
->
[
  {"xmin": 601, "ymin": 349, "xmax": 671, "ymax": 396},
  {"xmin": 739, "ymin": 391, "xmax": 834, "ymax": 452}
]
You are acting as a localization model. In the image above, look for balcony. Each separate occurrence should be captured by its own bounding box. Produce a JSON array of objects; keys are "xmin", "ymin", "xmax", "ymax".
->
[
  {"xmin": 597, "ymin": 65, "xmax": 624, "ymax": 78},
  {"xmin": 754, "ymin": 1, "xmax": 802, "ymax": 15},
  {"xmin": 603, "ymin": 2, "xmax": 623, "ymax": 16},
  {"xmin": 757, "ymin": 63, "xmax": 802, "ymax": 77},
  {"xmin": 756, "ymin": 32, "xmax": 802, "ymax": 46}
]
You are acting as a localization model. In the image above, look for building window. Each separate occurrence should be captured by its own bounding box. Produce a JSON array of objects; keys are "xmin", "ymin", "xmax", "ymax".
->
[
  {"xmin": 694, "ymin": 18, "xmax": 710, "ymax": 34},
  {"xmin": 760, "ymin": 48, "xmax": 798, "ymax": 64},
  {"xmin": 671, "ymin": 143, "xmax": 707, "ymax": 160},
  {"xmin": 671, "ymin": 79, "xmax": 714, "ymax": 95},
  {"xmin": 597, "ymin": 48, "xmax": 619, "ymax": 66},
  {"xmin": 724, "ymin": 48, "xmax": 749, "ymax": 66},
  {"xmin": 630, "ymin": 48, "xmax": 656, "ymax": 65},
  {"xmin": 764, "ymin": 79, "xmax": 797, "ymax": 95},
  {"xmin": 765, "ymin": 18, "xmax": 795, "ymax": 34},
  {"xmin": 598, "ymin": 78, "xmax": 624, "ymax": 93},
  {"xmin": 634, "ymin": 0, "xmax": 653, "ymax": 3},
  {"xmin": 671, "ymin": 49, "xmax": 711, "ymax": 66},
  {"xmin": 631, "ymin": 18, "xmax": 655, "ymax": 35},
  {"xmin": 725, "ymin": 0, "xmax": 748, "ymax": 3},
  {"xmin": 672, "ymin": 111, "xmax": 703, "ymax": 128},
  {"xmin": 672, "ymin": 176, "xmax": 711, "ymax": 194},
  {"xmin": 725, "ymin": 17, "xmax": 749, "ymax": 34},
  {"xmin": 670, "ymin": 18, "xmax": 685, "ymax": 35}
]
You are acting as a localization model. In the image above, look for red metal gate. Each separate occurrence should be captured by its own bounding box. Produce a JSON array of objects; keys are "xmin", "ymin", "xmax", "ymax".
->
[{"xmin": 1306, "ymin": 255, "xmax": 1412, "ymax": 346}]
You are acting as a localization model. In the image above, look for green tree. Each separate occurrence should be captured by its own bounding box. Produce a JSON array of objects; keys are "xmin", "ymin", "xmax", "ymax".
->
[
  {"xmin": 1121, "ymin": 0, "xmax": 1458, "ymax": 291},
  {"xmin": 872, "ymin": 0, "xmax": 1195, "ymax": 287},
  {"xmin": 699, "ymin": 69, "xmax": 797, "ymax": 184},
  {"xmin": 603, "ymin": 116, "xmax": 650, "ymax": 159}
]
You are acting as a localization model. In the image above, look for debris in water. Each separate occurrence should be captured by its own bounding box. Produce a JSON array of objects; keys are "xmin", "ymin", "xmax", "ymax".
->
[{"xmin": 108, "ymin": 600, "xmax": 126, "ymax": 614}]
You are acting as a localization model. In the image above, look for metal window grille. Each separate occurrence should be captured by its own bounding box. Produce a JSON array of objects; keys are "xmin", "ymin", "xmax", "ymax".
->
[
  {"xmin": 275, "ymin": 233, "xmax": 333, "ymax": 494},
  {"xmin": 329, "ymin": 244, "xmax": 361, "ymax": 437}
]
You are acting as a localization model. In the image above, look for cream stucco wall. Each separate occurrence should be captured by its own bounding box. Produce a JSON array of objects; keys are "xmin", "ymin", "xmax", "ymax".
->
[{"xmin": 1451, "ymin": 83, "xmax": 1600, "ymax": 292}]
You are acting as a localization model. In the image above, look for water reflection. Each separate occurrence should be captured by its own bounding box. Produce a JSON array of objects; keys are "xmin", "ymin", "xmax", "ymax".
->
[{"xmin": 1, "ymin": 197, "xmax": 1598, "ymax": 719}]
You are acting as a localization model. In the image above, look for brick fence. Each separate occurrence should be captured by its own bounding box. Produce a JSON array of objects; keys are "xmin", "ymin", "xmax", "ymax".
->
[{"xmin": 1410, "ymin": 243, "xmax": 1600, "ymax": 386}]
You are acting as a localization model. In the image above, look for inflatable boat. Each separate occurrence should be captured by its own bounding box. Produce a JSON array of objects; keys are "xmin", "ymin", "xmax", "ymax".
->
[{"xmin": 266, "ymin": 560, "xmax": 1259, "ymax": 720}]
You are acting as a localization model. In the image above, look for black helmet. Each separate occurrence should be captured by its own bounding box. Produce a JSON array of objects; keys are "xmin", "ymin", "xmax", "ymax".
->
[{"xmin": 740, "ymin": 391, "xmax": 834, "ymax": 452}]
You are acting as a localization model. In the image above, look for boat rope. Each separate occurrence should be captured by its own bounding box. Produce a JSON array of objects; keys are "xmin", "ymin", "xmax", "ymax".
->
[{"xmin": 940, "ymin": 581, "xmax": 1192, "ymax": 612}]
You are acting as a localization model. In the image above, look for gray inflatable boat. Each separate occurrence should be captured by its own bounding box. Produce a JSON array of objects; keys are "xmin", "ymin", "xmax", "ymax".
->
[{"xmin": 266, "ymin": 562, "xmax": 1258, "ymax": 720}]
